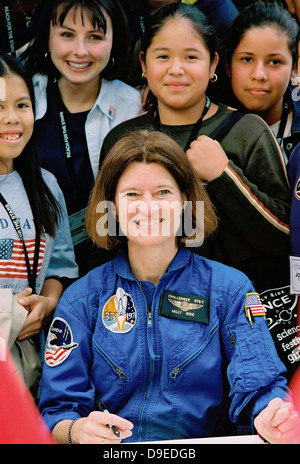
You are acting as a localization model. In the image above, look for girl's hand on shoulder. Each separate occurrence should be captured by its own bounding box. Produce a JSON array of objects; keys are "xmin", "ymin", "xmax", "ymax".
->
[
  {"xmin": 186, "ymin": 135, "xmax": 229, "ymax": 182},
  {"xmin": 254, "ymin": 397, "xmax": 300, "ymax": 444}
]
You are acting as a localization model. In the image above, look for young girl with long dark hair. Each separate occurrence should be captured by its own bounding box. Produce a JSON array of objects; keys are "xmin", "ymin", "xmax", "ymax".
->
[{"xmin": 0, "ymin": 51, "xmax": 78, "ymax": 394}]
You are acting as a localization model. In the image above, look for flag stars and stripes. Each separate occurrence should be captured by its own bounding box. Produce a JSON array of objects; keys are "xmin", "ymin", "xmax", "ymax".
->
[{"xmin": 0, "ymin": 238, "xmax": 45, "ymax": 279}]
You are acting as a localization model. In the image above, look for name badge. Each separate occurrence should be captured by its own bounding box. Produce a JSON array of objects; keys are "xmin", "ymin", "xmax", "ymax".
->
[
  {"xmin": 290, "ymin": 255, "xmax": 300, "ymax": 294},
  {"xmin": 159, "ymin": 290, "xmax": 210, "ymax": 324},
  {"xmin": 69, "ymin": 208, "xmax": 88, "ymax": 246}
]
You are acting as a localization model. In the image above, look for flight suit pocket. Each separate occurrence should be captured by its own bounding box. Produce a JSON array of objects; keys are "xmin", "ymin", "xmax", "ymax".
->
[
  {"xmin": 92, "ymin": 321, "xmax": 131, "ymax": 385},
  {"xmin": 168, "ymin": 322, "xmax": 219, "ymax": 381},
  {"xmin": 227, "ymin": 322, "xmax": 281, "ymax": 394}
]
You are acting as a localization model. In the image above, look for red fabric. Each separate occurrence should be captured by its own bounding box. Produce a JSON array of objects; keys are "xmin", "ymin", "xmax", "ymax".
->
[
  {"xmin": 290, "ymin": 368, "xmax": 300, "ymax": 414},
  {"xmin": 0, "ymin": 340, "xmax": 55, "ymax": 444},
  {"xmin": 289, "ymin": 296, "xmax": 300, "ymax": 421}
]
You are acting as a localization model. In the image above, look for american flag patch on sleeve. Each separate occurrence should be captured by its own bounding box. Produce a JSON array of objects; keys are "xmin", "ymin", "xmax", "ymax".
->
[{"xmin": 245, "ymin": 292, "xmax": 266, "ymax": 325}]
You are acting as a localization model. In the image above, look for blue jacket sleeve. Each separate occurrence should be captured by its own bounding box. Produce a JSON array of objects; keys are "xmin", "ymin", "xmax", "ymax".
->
[
  {"xmin": 39, "ymin": 289, "xmax": 96, "ymax": 431},
  {"xmin": 221, "ymin": 279, "xmax": 289, "ymax": 426}
]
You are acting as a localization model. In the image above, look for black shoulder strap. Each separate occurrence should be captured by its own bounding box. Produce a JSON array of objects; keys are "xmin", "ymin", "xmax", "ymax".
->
[{"xmin": 209, "ymin": 110, "xmax": 245, "ymax": 142}]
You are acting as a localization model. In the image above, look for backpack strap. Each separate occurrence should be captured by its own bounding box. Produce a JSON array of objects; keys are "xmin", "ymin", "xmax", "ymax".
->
[{"xmin": 209, "ymin": 110, "xmax": 245, "ymax": 142}]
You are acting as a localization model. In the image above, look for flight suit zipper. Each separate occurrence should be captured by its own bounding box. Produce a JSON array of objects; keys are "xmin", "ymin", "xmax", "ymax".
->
[
  {"xmin": 137, "ymin": 281, "xmax": 152, "ymax": 325},
  {"xmin": 169, "ymin": 323, "xmax": 219, "ymax": 379},
  {"xmin": 94, "ymin": 343, "xmax": 127, "ymax": 379}
]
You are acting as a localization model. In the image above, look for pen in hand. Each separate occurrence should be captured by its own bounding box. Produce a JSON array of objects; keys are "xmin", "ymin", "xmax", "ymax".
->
[{"xmin": 98, "ymin": 400, "xmax": 120, "ymax": 437}]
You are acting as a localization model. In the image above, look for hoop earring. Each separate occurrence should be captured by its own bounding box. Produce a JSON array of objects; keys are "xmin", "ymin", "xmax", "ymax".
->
[
  {"xmin": 44, "ymin": 50, "xmax": 51, "ymax": 62},
  {"xmin": 142, "ymin": 72, "xmax": 146, "ymax": 79},
  {"xmin": 210, "ymin": 73, "xmax": 218, "ymax": 83}
]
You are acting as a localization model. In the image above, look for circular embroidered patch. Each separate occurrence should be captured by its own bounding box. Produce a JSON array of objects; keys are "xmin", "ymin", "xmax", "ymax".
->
[
  {"xmin": 45, "ymin": 317, "xmax": 78, "ymax": 367},
  {"xmin": 102, "ymin": 287, "xmax": 137, "ymax": 334},
  {"xmin": 295, "ymin": 177, "xmax": 300, "ymax": 200}
]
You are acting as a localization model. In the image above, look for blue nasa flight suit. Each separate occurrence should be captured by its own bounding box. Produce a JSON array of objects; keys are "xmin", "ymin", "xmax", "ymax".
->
[{"xmin": 39, "ymin": 248, "xmax": 288, "ymax": 442}]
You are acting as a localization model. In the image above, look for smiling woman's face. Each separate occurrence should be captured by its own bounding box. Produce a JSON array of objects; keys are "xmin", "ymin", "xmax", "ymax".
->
[
  {"xmin": 48, "ymin": 6, "xmax": 113, "ymax": 87},
  {"xmin": 115, "ymin": 161, "xmax": 185, "ymax": 249}
]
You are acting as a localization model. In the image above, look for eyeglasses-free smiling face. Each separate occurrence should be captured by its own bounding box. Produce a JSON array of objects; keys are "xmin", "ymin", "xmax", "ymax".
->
[
  {"xmin": 114, "ymin": 162, "xmax": 186, "ymax": 250},
  {"xmin": 48, "ymin": 6, "xmax": 113, "ymax": 87},
  {"xmin": 229, "ymin": 26, "xmax": 293, "ymax": 125},
  {"xmin": 140, "ymin": 17, "xmax": 218, "ymax": 123},
  {"xmin": 0, "ymin": 74, "xmax": 34, "ymax": 174}
]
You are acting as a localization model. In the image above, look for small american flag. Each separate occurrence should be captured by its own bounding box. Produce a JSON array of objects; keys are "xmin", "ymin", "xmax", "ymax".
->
[
  {"xmin": 108, "ymin": 105, "xmax": 115, "ymax": 117},
  {"xmin": 0, "ymin": 238, "xmax": 45, "ymax": 279},
  {"xmin": 245, "ymin": 292, "xmax": 266, "ymax": 317}
]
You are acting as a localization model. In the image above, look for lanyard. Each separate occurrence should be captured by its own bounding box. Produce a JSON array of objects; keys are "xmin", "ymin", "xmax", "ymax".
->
[
  {"xmin": 277, "ymin": 97, "xmax": 290, "ymax": 146},
  {"xmin": 53, "ymin": 79, "xmax": 91, "ymax": 191},
  {"xmin": 154, "ymin": 96, "xmax": 211, "ymax": 151},
  {"xmin": 59, "ymin": 109, "xmax": 72, "ymax": 158},
  {"xmin": 54, "ymin": 79, "xmax": 72, "ymax": 159},
  {"xmin": 139, "ymin": 15, "xmax": 145, "ymax": 34},
  {"xmin": 3, "ymin": 1, "xmax": 16, "ymax": 56},
  {"xmin": 0, "ymin": 192, "xmax": 40, "ymax": 293}
]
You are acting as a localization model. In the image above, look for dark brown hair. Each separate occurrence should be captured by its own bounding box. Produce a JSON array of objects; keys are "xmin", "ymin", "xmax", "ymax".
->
[
  {"xmin": 226, "ymin": 1, "xmax": 299, "ymax": 65},
  {"xmin": 86, "ymin": 129, "xmax": 218, "ymax": 250}
]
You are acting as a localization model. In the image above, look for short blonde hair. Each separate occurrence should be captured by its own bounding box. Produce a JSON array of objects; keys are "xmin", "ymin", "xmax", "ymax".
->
[{"xmin": 86, "ymin": 129, "xmax": 218, "ymax": 250}]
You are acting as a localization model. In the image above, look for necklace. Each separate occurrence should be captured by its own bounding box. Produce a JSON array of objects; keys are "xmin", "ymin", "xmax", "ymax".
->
[{"xmin": 15, "ymin": 0, "xmax": 38, "ymax": 28}]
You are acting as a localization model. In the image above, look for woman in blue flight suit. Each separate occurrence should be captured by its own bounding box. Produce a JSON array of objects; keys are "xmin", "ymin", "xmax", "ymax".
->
[{"xmin": 38, "ymin": 130, "xmax": 299, "ymax": 444}]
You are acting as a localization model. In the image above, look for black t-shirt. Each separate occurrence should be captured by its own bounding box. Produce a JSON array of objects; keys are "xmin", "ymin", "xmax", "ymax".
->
[
  {"xmin": 35, "ymin": 78, "xmax": 94, "ymax": 215},
  {"xmin": 0, "ymin": 0, "xmax": 51, "ymax": 53}
]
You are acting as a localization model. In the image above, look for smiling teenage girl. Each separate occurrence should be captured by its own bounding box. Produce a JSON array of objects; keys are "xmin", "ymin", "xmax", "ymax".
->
[
  {"xmin": 23, "ymin": 0, "xmax": 143, "ymax": 276},
  {"xmin": 0, "ymin": 52, "xmax": 77, "ymax": 395}
]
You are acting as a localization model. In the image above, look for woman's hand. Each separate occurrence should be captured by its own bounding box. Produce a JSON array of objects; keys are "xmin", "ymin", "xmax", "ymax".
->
[
  {"xmin": 254, "ymin": 397, "xmax": 300, "ymax": 444},
  {"xmin": 68, "ymin": 412, "xmax": 134, "ymax": 444}
]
